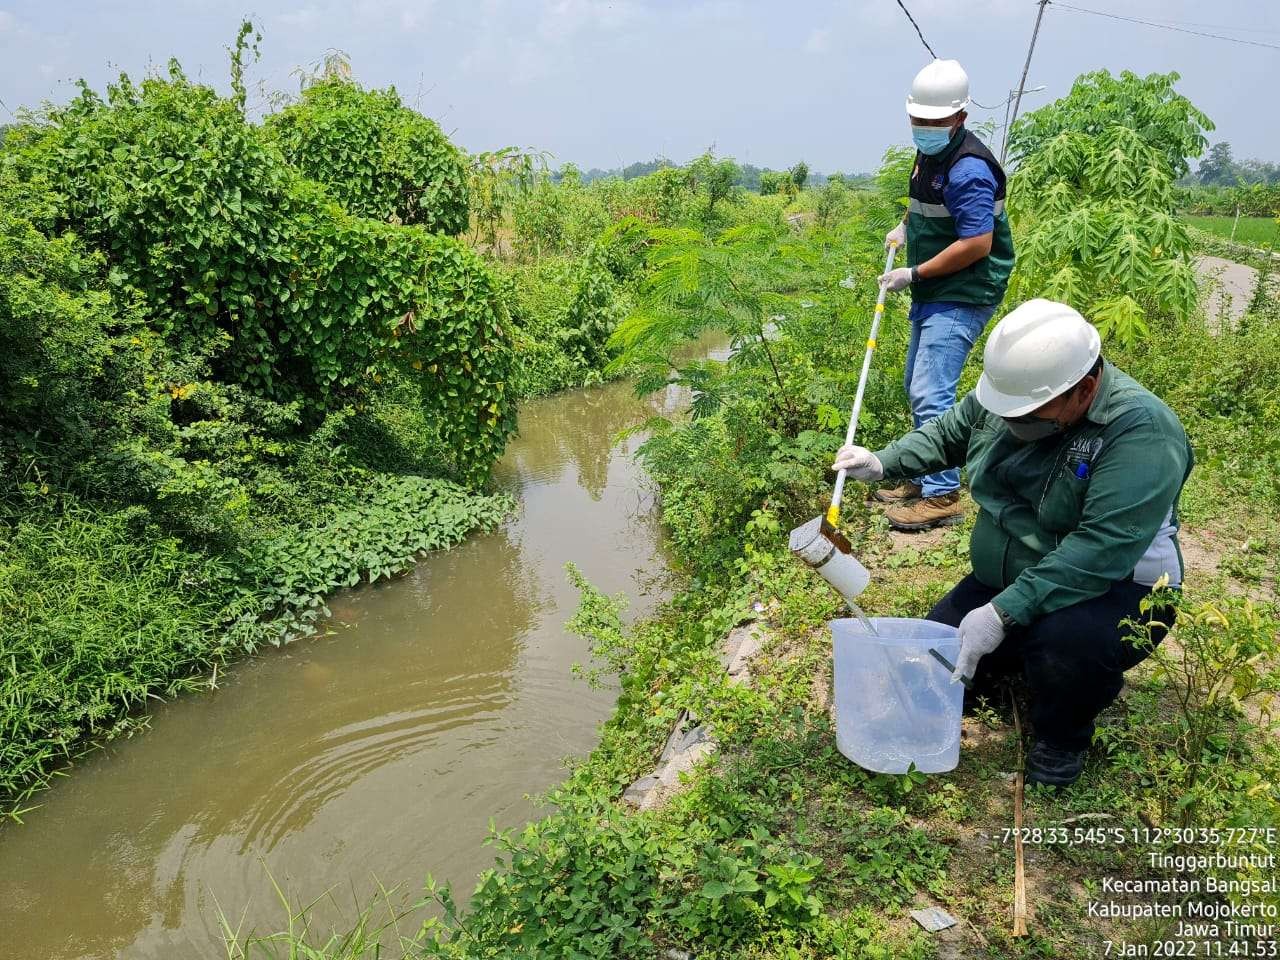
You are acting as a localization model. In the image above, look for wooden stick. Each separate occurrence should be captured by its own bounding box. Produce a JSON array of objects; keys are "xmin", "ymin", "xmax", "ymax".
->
[{"xmin": 1012, "ymin": 697, "xmax": 1029, "ymax": 937}]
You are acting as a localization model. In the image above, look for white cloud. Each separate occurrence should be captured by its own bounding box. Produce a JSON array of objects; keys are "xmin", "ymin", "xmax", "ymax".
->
[{"xmin": 805, "ymin": 27, "xmax": 832, "ymax": 54}]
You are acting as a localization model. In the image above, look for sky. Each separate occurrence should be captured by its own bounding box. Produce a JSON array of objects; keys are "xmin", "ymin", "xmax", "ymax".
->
[{"xmin": 2, "ymin": 1, "xmax": 1278, "ymax": 174}]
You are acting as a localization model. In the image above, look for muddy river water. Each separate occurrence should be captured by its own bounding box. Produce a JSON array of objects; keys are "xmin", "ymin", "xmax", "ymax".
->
[{"xmin": 0, "ymin": 342, "xmax": 727, "ymax": 959}]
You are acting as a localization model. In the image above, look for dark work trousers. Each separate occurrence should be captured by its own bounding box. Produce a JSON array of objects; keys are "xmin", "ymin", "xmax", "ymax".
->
[{"xmin": 927, "ymin": 574, "xmax": 1175, "ymax": 752}]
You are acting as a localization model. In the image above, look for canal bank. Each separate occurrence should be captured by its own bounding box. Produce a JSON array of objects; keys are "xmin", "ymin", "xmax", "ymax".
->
[{"xmin": 0, "ymin": 339, "xmax": 728, "ymax": 958}]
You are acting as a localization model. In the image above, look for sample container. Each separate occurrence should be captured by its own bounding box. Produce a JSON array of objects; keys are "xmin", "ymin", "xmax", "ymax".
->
[
  {"xmin": 830, "ymin": 616, "xmax": 963, "ymax": 774},
  {"xmin": 788, "ymin": 516, "xmax": 870, "ymax": 604}
]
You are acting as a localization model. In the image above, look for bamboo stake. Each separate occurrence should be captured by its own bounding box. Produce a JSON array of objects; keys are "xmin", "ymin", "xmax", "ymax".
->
[{"xmin": 1012, "ymin": 698, "xmax": 1029, "ymax": 937}]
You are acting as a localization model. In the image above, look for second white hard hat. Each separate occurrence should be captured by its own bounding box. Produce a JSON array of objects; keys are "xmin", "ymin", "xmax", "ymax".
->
[
  {"xmin": 906, "ymin": 59, "xmax": 971, "ymax": 120},
  {"xmin": 975, "ymin": 299, "xmax": 1102, "ymax": 417}
]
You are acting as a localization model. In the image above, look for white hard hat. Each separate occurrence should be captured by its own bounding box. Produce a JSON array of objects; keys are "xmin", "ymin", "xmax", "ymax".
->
[
  {"xmin": 906, "ymin": 59, "xmax": 971, "ymax": 120},
  {"xmin": 975, "ymin": 299, "xmax": 1102, "ymax": 417}
]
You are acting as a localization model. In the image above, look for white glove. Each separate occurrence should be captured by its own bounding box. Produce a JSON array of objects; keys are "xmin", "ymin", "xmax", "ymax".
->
[
  {"xmin": 953, "ymin": 603, "xmax": 1006, "ymax": 684},
  {"xmin": 831, "ymin": 445, "xmax": 883, "ymax": 481},
  {"xmin": 878, "ymin": 267, "xmax": 913, "ymax": 292},
  {"xmin": 885, "ymin": 221, "xmax": 906, "ymax": 250}
]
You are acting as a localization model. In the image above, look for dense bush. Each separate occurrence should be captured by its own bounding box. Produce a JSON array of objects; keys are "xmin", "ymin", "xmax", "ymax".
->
[
  {"xmin": 4, "ymin": 64, "xmax": 515, "ymax": 484},
  {"xmin": 0, "ymin": 478, "xmax": 511, "ymax": 813},
  {"xmin": 609, "ymin": 213, "xmax": 911, "ymax": 574},
  {"xmin": 0, "ymin": 168, "xmax": 166, "ymax": 498},
  {"xmin": 266, "ymin": 78, "xmax": 469, "ymax": 234}
]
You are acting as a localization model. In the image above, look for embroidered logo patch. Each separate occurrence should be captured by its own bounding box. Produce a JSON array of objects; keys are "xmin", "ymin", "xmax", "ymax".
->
[
  {"xmin": 1065, "ymin": 436, "xmax": 1103, "ymax": 466},
  {"xmin": 930, "ymin": 174, "xmax": 945, "ymax": 191}
]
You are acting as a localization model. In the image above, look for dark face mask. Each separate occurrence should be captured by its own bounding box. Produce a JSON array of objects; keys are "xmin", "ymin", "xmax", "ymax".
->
[{"xmin": 1003, "ymin": 414, "xmax": 1065, "ymax": 443}]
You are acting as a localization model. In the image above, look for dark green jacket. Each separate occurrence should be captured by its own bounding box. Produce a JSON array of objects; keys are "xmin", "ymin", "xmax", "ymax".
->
[
  {"xmin": 906, "ymin": 128, "xmax": 1015, "ymax": 306},
  {"xmin": 874, "ymin": 362, "xmax": 1193, "ymax": 624}
]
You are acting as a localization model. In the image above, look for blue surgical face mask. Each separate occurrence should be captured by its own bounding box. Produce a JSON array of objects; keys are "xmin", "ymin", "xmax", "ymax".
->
[{"xmin": 912, "ymin": 124, "xmax": 955, "ymax": 156}]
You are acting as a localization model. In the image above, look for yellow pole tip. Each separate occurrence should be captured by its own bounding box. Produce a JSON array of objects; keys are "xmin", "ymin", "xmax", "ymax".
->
[{"xmin": 825, "ymin": 506, "xmax": 839, "ymax": 526}]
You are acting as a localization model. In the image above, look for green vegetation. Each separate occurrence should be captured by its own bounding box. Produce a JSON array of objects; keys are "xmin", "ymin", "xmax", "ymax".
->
[
  {"xmin": 5, "ymin": 26, "xmax": 1279, "ymax": 960},
  {"xmin": 1007, "ymin": 69, "xmax": 1213, "ymax": 179},
  {"xmin": 1185, "ymin": 214, "xmax": 1279, "ymax": 247},
  {"xmin": 267, "ymin": 78, "xmax": 469, "ymax": 234},
  {"xmin": 0, "ymin": 27, "xmax": 645, "ymax": 817},
  {"xmin": 1191, "ymin": 140, "xmax": 1280, "ymax": 188},
  {"xmin": 223, "ymin": 66, "xmax": 1280, "ymax": 960},
  {"xmin": 1008, "ymin": 70, "xmax": 1208, "ymax": 345}
]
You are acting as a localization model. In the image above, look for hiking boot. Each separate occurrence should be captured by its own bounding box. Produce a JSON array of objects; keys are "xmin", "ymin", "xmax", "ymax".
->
[
  {"xmin": 1025, "ymin": 740, "xmax": 1088, "ymax": 787},
  {"xmin": 870, "ymin": 480, "xmax": 923, "ymax": 504},
  {"xmin": 885, "ymin": 492, "xmax": 963, "ymax": 531}
]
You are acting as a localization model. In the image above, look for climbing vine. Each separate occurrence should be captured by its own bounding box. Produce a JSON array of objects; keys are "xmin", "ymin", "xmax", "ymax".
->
[
  {"xmin": 5, "ymin": 64, "xmax": 513, "ymax": 483},
  {"xmin": 266, "ymin": 78, "xmax": 469, "ymax": 234}
]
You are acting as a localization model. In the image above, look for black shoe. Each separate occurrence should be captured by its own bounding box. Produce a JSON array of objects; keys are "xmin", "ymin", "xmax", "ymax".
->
[{"xmin": 1025, "ymin": 740, "xmax": 1087, "ymax": 787}]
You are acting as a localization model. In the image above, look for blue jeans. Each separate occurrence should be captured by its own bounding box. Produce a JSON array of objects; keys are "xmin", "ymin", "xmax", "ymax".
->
[{"xmin": 904, "ymin": 300, "xmax": 997, "ymax": 497}]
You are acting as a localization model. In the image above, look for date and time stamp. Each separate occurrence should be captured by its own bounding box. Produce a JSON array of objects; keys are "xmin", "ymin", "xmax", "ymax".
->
[{"xmin": 1001, "ymin": 826, "xmax": 1278, "ymax": 957}]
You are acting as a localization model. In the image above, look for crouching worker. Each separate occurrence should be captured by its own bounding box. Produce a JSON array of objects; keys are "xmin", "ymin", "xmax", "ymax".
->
[{"xmin": 832, "ymin": 299, "xmax": 1193, "ymax": 787}]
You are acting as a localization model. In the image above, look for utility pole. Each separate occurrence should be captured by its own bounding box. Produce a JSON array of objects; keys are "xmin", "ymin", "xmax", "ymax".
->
[{"xmin": 1002, "ymin": 0, "xmax": 1050, "ymax": 166}]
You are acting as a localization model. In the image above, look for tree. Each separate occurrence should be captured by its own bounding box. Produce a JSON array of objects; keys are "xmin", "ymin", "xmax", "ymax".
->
[
  {"xmin": 789, "ymin": 160, "xmax": 809, "ymax": 191},
  {"xmin": 1197, "ymin": 142, "xmax": 1238, "ymax": 186},
  {"xmin": 1008, "ymin": 70, "xmax": 1213, "ymax": 180},
  {"xmin": 759, "ymin": 170, "xmax": 791, "ymax": 196},
  {"xmin": 689, "ymin": 152, "xmax": 741, "ymax": 218},
  {"xmin": 1008, "ymin": 125, "xmax": 1199, "ymax": 346}
]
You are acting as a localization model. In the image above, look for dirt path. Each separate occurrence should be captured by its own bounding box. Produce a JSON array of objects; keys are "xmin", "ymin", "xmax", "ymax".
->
[{"xmin": 1194, "ymin": 254, "xmax": 1268, "ymax": 328}]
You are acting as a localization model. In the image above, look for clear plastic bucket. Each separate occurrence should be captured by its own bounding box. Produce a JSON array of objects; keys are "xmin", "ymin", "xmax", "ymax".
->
[
  {"xmin": 788, "ymin": 516, "xmax": 869, "ymax": 604},
  {"xmin": 830, "ymin": 617, "xmax": 962, "ymax": 774}
]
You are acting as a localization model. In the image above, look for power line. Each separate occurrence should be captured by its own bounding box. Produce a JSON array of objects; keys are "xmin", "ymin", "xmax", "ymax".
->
[
  {"xmin": 1003, "ymin": 0, "xmax": 1050, "ymax": 165},
  {"xmin": 1049, "ymin": 2, "xmax": 1280, "ymax": 52},
  {"xmin": 892, "ymin": 0, "xmax": 937, "ymax": 60}
]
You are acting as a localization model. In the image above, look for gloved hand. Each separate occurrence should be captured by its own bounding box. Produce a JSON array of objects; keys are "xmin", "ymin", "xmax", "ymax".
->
[
  {"xmin": 831, "ymin": 445, "xmax": 884, "ymax": 481},
  {"xmin": 878, "ymin": 267, "xmax": 913, "ymax": 292},
  {"xmin": 884, "ymin": 221, "xmax": 906, "ymax": 250},
  {"xmin": 953, "ymin": 603, "xmax": 1006, "ymax": 684}
]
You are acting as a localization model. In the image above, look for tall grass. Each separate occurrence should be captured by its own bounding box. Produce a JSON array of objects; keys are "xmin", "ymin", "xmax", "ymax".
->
[{"xmin": 0, "ymin": 502, "xmax": 238, "ymax": 818}]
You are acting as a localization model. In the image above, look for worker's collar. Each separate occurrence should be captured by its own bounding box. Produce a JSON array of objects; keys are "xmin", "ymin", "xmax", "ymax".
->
[{"xmin": 1081, "ymin": 361, "xmax": 1115, "ymax": 427}]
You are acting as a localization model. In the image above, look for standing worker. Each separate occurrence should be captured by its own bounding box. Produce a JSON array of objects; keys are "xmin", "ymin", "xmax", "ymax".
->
[
  {"xmin": 876, "ymin": 58, "xmax": 1016, "ymax": 531},
  {"xmin": 831, "ymin": 300, "xmax": 1193, "ymax": 786}
]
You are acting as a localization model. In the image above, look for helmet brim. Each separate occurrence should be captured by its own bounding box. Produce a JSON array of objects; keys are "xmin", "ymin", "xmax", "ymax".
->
[
  {"xmin": 906, "ymin": 99, "xmax": 966, "ymax": 120},
  {"xmin": 975, "ymin": 372, "xmax": 1066, "ymax": 418}
]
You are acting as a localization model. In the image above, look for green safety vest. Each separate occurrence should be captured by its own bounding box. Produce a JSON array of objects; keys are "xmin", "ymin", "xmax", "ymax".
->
[{"xmin": 905, "ymin": 128, "xmax": 1015, "ymax": 306}]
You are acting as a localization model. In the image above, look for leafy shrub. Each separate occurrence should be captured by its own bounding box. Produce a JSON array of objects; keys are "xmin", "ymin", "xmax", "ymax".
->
[
  {"xmin": 5, "ymin": 64, "xmax": 515, "ymax": 483},
  {"xmin": 0, "ymin": 169, "xmax": 162, "ymax": 491},
  {"xmin": 266, "ymin": 78, "xmax": 469, "ymax": 234},
  {"xmin": 590, "ymin": 166, "xmax": 696, "ymax": 226},
  {"xmin": 760, "ymin": 170, "xmax": 792, "ymax": 196},
  {"xmin": 1101, "ymin": 587, "xmax": 1280, "ymax": 828},
  {"xmin": 510, "ymin": 175, "xmax": 610, "ymax": 259},
  {"xmin": 1008, "ymin": 70, "xmax": 1213, "ymax": 179},
  {"xmin": 1008, "ymin": 124, "xmax": 1200, "ymax": 344}
]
